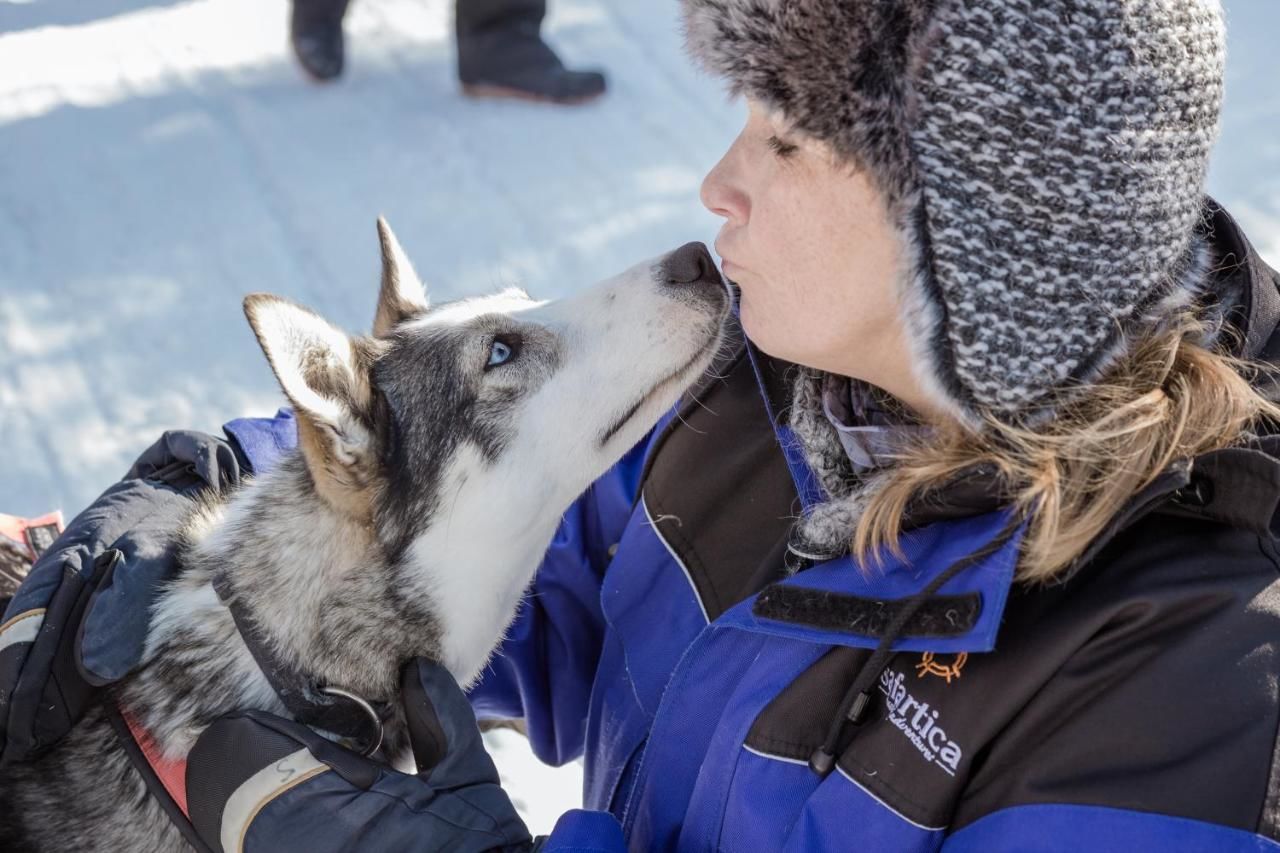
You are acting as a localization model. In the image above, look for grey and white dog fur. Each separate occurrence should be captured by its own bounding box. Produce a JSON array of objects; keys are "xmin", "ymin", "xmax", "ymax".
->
[{"xmin": 0, "ymin": 222, "xmax": 729, "ymax": 852}]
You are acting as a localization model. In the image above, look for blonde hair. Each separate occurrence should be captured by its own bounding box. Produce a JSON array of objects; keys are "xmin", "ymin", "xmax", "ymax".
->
[{"xmin": 855, "ymin": 319, "xmax": 1280, "ymax": 583}]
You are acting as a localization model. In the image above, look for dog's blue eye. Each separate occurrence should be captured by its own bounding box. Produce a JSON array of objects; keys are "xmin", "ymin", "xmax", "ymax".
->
[
  {"xmin": 488, "ymin": 341, "xmax": 512, "ymax": 366},
  {"xmin": 485, "ymin": 336, "xmax": 520, "ymax": 370}
]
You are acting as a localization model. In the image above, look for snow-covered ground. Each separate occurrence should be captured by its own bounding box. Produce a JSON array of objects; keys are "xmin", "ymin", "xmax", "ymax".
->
[{"xmin": 1, "ymin": 0, "xmax": 1277, "ymax": 835}]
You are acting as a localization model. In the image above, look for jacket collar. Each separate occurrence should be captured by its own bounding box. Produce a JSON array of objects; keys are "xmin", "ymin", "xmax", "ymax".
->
[
  {"xmin": 1201, "ymin": 198, "xmax": 1280, "ymax": 365},
  {"xmin": 720, "ymin": 506, "xmax": 1026, "ymax": 653}
]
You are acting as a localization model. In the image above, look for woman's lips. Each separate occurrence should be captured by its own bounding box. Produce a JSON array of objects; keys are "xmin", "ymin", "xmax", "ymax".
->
[{"xmin": 714, "ymin": 240, "xmax": 743, "ymax": 280}]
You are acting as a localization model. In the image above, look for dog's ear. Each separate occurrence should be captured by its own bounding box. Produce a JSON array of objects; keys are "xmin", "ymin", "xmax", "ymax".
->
[
  {"xmin": 245, "ymin": 294, "xmax": 380, "ymax": 514},
  {"xmin": 374, "ymin": 217, "xmax": 429, "ymax": 337}
]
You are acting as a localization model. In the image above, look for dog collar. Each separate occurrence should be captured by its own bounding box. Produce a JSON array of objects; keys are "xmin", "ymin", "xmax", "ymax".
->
[{"xmin": 210, "ymin": 571, "xmax": 389, "ymax": 753}]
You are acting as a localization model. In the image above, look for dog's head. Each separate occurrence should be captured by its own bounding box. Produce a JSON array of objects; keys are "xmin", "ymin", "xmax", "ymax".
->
[{"xmin": 245, "ymin": 222, "xmax": 727, "ymax": 674}]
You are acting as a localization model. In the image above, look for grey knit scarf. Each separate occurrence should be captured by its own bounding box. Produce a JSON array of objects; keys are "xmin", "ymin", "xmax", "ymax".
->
[{"xmin": 788, "ymin": 369, "xmax": 917, "ymax": 563}]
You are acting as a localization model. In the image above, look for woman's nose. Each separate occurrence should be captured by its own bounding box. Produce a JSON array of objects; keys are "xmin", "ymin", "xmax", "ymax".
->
[{"xmin": 700, "ymin": 154, "xmax": 749, "ymax": 227}]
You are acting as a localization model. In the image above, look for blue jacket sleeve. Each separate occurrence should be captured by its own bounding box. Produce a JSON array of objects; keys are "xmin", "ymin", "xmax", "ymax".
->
[
  {"xmin": 541, "ymin": 810, "xmax": 626, "ymax": 852},
  {"xmin": 467, "ymin": 434, "xmax": 652, "ymax": 768}
]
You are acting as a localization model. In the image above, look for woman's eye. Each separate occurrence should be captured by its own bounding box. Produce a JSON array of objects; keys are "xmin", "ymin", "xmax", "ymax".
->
[
  {"xmin": 485, "ymin": 335, "xmax": 520, "ymax": 370},
  {"xmin": 767, "ymin": 134, "xmax": 799, "ymax": 159}
]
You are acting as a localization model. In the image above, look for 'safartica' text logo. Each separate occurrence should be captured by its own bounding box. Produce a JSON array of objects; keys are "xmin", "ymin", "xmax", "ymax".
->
[{"xmin": 878, "ymin": 669, "xmax": 964, "ymax": 776}]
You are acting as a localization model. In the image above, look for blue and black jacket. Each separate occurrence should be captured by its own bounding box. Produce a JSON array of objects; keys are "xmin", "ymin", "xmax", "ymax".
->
[{"xmin": 465, "ymin": 202, "xmax": 1280, "ymax": 851}]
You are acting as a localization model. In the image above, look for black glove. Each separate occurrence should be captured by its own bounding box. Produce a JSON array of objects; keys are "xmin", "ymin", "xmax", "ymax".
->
[{"xmin": 185, "ymin": 658, "xmax": 534, "ymax": 853}]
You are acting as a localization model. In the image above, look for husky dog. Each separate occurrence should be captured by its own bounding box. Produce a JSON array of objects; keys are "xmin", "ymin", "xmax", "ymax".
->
[{"xmin": 0, "ymin": 222, "xmax": 728, "ymax": 852}]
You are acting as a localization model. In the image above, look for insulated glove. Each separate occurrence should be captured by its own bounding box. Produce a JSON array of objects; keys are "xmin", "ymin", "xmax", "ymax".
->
[
  {"xmin": 1, "ymin": 413, "xmax": 295, "ymax": 763},
  {"xmin": 185, "ymin": 658, "xmax": 625, "ymax": 853},
  {"xmin": 1, "ymin": 426, "xmax": 258, "ymax": 763},
  {"xmin": 78, "ymin": 413, "xmax": 294, "ymax": 686},
  {"xmin": 76, "ymin": 428, "xmax": 247, "ymax": 684}
]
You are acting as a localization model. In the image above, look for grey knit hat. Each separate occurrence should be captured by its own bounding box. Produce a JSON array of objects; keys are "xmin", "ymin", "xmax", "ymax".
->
[{"xmin": 682, "ymin": 0, "xmax": 1226, "ymax": 423}]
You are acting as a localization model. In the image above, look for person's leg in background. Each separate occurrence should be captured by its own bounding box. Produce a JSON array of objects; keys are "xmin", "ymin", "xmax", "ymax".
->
[
  {"xmin": 456, "ymin": 0, "xmax": 606, "ymax": 104},
  {"xmin": 290, "ymin": 0, "xmax": 351, "ymax": 81},
  {"xmin": 288, "ymin": 0, "xmax": 606, "ymax": 103}
]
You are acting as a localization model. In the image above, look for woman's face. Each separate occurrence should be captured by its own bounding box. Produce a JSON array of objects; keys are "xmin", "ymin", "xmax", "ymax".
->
[{"xmin": 701, "ymin": 101, "xmax": 930, "ymax": 416}]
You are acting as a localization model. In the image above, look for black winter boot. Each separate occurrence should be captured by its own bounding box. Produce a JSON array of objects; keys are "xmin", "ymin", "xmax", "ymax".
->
[
  {"xmin": 290, "ymin": 0, "xmax": 351, "ymax": 82},
  {"xmin": 456, "ymin": 0, "xmax": 606, "ymax": 105}
]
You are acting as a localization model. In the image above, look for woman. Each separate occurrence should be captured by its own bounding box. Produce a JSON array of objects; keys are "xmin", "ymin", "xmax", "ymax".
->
[{"xmin": 11, "ymin": 0, "xmax": 1280, "ymax": 849}]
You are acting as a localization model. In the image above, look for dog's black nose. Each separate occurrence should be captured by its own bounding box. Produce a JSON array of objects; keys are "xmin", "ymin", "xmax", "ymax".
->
[{"xmin": 662, "ymin": 242, "xmax": 721, "ymax": 286}]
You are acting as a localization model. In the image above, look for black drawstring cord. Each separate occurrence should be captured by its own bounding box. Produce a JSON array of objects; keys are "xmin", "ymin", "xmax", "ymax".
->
[{"xmin": 807, "ymin": 514, "xmax": 1026, "ymax": 776}]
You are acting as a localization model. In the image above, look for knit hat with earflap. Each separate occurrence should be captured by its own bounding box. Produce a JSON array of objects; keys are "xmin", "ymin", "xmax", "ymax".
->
[{"xmin": 682, "ymin": 0, "xmax": 1226, "ymax": 425}]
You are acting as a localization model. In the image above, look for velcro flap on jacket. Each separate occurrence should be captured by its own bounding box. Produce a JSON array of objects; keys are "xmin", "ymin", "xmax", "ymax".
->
[{"xmin": 753, "ymin": 586, "xmax": 981, "ymax": 638}]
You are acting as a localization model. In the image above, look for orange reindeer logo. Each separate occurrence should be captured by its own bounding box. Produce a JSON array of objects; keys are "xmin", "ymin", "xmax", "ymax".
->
[{"xmin": 915, "ymin": 651, "xmax": 967, "ymax": 684}]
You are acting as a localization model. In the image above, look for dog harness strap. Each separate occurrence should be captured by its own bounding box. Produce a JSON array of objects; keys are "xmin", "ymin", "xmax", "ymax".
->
[
  {"xmin": 120, "ymin": 706, "xmax": 190, "ymax": 817},
  {"xmin": 210, "ymin": 571, "xmax": 385, "ymax": 745},
  {"xmin": 105, "ymin": 704, "xmax": 217, "ymax": 853}
]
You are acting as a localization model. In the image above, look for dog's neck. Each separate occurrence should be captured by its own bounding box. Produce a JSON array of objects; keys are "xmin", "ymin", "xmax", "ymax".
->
[
  {"xmin": 198, "ymin": 454, "xmax": 433, "ymax": 698},
  {"xmin": 126, "ymin": 454, "xmax": 438, "ymax": 757},
  {"xmin": 128, "ymin": 447, "xmax": 562, "ymax": 758}
]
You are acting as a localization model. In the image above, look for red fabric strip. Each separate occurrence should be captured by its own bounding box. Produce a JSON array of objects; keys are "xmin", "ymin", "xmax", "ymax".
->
[{"xmin": 121, "ymin": 707, "xmax": 190, "ymax": 818}]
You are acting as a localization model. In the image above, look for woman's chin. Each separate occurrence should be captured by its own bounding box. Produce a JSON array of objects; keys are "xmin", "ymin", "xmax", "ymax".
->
[{"xmin": 738, "ymin": 302, "xmax": 787, "ymax": 361}]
